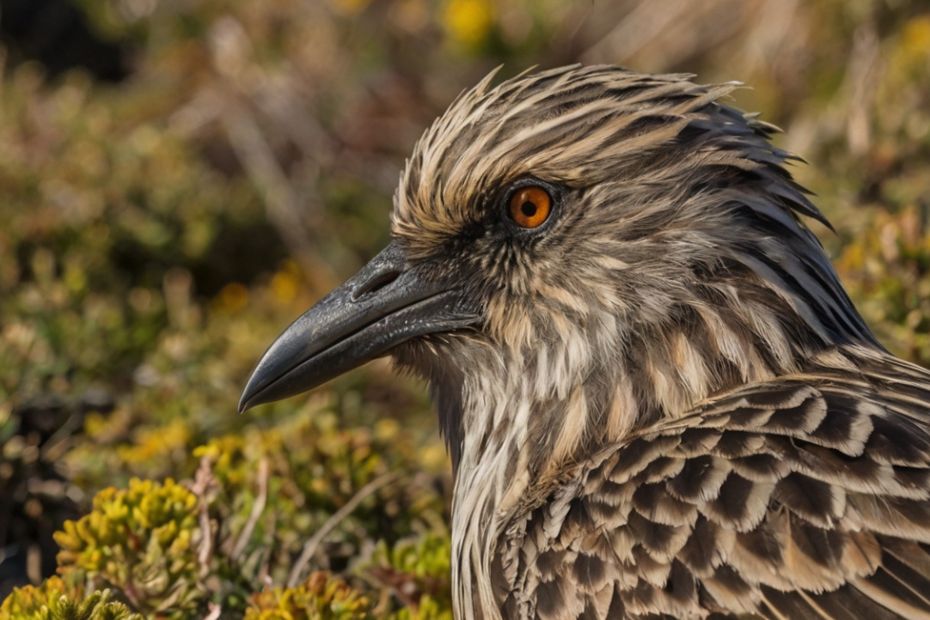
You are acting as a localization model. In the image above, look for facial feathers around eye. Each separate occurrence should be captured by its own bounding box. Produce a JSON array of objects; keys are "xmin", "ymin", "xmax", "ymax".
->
[{"xmin": 241, "ymin": 65, "xmax": 930, "ymax": 620}]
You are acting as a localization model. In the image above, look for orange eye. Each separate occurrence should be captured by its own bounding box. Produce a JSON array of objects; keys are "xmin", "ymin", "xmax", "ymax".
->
[{"xmin": 508, "ymin": 186, "xmax": 552, "ymax": 229}]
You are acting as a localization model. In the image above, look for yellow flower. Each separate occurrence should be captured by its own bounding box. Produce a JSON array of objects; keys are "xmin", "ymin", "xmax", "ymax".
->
[
  {"xmin": 902, "ymin": 15, "xmax": 930, "ymax": 57},
  {"xmin": 271, "ymin": 261, "xmax": 301, "ymax": 305},
  {"xmin": 330, "ymin": 0, "xmax": 372, "ymax": 16},
  {"xmin": 215, "ymin": 281, "xmax": 249, "ymax": 313},
  {"xmin": 117, "ymin": 420, "xmax": 191, "ymax": 466},
  {"xmin": 442, "ymin": 0, "xmax": 494, "ymax": 48}
]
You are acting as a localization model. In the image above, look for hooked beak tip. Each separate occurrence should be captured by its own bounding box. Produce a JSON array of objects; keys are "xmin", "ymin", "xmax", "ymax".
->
[
  {"xmin": 237, "ymin": 396, "xmax": 253, "ymax": 414},
  {"xmin": 238, "ymin": 358, "xmax": 284, "ymax": 414},
  {"xmin": 237, "ymin": 381, "xmax": 263, "ymax": 414}
]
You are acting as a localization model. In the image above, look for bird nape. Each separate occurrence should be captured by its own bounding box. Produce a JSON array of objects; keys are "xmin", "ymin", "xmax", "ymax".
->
[{"xmin": 240, "ymin": 65, "xmax": 930, "ymax": 619}]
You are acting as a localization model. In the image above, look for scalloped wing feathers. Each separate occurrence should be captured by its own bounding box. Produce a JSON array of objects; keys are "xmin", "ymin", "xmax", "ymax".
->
[{"xmin": 494, "ymin": 353, "xmax": 930, "ymax": 619}]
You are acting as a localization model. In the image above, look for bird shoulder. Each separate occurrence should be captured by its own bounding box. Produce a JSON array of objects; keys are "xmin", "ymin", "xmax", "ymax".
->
[{"xmin": 493, "ymin": 354, "xmax": 930, "ymax": 619}]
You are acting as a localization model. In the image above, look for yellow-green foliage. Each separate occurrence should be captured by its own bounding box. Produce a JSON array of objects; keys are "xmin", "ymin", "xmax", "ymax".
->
[
  {"xmin": 389, "ymin": 596, "xmax": 452, "ymax": 620},
  {"xmin": 0, "ymin": 577, "xmax": 141, "ymax": 620},
  {"xmin": 370, "ymin": 535, "xmax": 452, "ymax": 620},
  {"xmin": 38, "ymin": 437, "xmax": 450, "ymax": 617},
  {"xmin": 838, "ymin": 207, "xmax": 930, "ymax": 365},
  {"xmin": 244, "ymin": 573, "xmax": 371, "ymax": 620},
  {"xmin": 54, "ymin": 479, "xmax": 201, "ymax": 616},
  {"xmin": 189, "ymin": 413, "xmax": 447, "ymax": 591},
  {"xmin": 196, "ymin": 413, "xmax": 388, "ymax": 512},
  {"xmin": 374, "ymin": 534, "xmax": 451, "ymax": 582}
]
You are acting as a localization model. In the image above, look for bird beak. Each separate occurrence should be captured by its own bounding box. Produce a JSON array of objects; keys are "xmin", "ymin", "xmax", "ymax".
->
[{"xmin": 238, "ymin": 241, "xmax": 479, "ymax": 412}]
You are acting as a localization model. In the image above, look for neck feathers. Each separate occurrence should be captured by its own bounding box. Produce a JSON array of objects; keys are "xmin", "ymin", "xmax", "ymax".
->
[
  {"xmin": 451, "ymin": 256, "xmax": 880, "ymax": 483},
  {"xmin": 438, "ymin": 227, "xmax": 881, "ymax": 615}
]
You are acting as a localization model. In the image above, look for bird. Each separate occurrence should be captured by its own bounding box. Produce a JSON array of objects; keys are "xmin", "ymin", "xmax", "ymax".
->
[{"xmin": 238, "ymin": 65, "xmax": 930, "ymax": 619}]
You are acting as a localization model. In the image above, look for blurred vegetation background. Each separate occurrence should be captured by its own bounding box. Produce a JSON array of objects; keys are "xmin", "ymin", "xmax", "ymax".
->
[{"xmin": 0, "ymin": 0, "xmax": 928, "ymax": 617}]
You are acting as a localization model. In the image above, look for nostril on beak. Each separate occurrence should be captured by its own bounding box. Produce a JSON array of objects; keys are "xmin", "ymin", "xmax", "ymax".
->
[{"xmin": 351, "ymin": 269, "xmax": 402, "ymax": 301}]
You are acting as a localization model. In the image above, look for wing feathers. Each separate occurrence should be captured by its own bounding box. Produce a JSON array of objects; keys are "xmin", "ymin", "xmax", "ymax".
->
[{"xmin": 497, "ymin": 362, "xmax": 930, "ymax": 618}]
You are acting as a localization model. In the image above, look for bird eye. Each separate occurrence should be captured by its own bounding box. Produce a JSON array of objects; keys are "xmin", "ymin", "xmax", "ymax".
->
[{"xmin": 508, "ymin": 186, "xmax": 552, "ymax": 229}]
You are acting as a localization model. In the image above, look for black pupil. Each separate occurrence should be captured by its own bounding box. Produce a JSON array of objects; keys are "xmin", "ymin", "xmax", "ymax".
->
[{"xmin": 520, "ymin": 201, "xmax": 537, "ymax": 217}]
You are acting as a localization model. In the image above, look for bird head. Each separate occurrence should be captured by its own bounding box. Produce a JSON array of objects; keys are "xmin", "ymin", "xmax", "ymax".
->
[{"xmin": 239, "ymin": 65, "xmax": 876, "ymax": 473}]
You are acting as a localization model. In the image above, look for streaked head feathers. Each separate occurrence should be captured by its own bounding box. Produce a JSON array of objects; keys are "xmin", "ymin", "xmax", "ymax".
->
[{"xmin": 391, "ymin": 65, "xmax": 875, "ymax": 437}]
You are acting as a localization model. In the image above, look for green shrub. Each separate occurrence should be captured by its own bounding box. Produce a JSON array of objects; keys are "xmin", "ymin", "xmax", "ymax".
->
[
  {"xmin": 369, "ymin": 534, "xmax": 452, "ymax": 620},
  {"xmin": 0, "ymin": 577, "xmax": 141, "ymax": 620},
  {"xmin": 54, "ymin": 479, "xmax": 202, "ymax": 616},
  {"xmin": 244, "ymin": 572, "xmax": 371, "ymax": 620}
]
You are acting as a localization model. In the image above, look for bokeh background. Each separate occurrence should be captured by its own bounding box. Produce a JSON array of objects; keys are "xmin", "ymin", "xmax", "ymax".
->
[{"xmin": 0, "ymin": 0, "xmax": 928, "ymax": 617}]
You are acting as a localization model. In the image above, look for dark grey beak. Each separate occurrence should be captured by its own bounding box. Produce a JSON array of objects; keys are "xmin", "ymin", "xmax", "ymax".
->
[{"xmin": 238, "ymin": 242, "xmax": 478, "ymax": 412}]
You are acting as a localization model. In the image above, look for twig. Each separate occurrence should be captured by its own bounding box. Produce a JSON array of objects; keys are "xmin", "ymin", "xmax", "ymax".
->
[
  {"xmin": 581, "ymin": 0, "xmax": 690, "ymax": 64},
  {"xmin": 231, "ymin": 458, "xmax": 270, "ymax": 560},
  {"xmin": 191, "ymin": 456, "xmax": 217, "ymax": 579},
  {"xmin": 258, "ymin": 518, "xmax": 277, "ymax": 588},
  {"xmin": 222, "ymin": 101, "xmax": 325, "ymax": 280},
  {"xmin": 844, "ymin": 23, "xmax": 881, "ymax": 156},
  {"xmin": 204, "ymin": 602, "xmax": 222, "ymax": 620},
  {"xmin": 287, "ymin": 472, "xmax": 399, "ymax": 587}
]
